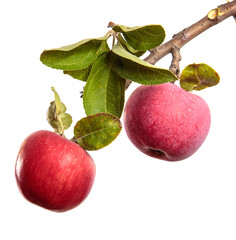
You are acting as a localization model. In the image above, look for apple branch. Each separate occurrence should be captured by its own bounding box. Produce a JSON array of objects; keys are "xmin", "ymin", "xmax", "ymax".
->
[{"xmin": 144, "ymin": 0, "xmax": 236, "ymax": 76}]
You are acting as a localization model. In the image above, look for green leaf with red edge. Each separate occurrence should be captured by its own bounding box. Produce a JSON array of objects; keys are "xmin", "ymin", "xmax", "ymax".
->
[
  {"xmin": 180, "ymin": 63, "xmax": 220, "ymax": 91},
  {"xmin": 74, "ymin": 113, "xmax": 122, "ymax": 151}
]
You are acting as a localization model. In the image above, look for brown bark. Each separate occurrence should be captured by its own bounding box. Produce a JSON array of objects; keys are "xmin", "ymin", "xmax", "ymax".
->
[{"xmin": 143, "ymin": 0, "xmax": 236, "ymax": 77}]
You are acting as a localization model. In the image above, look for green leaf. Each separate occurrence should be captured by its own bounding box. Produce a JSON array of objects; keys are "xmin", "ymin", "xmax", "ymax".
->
[
  {"xmin": 53, "ymin": 87, "xmax": 65, "ymax": 112},
  {"xmin": 180, "ymin": 63, "xmax": 220, "ymax": 91},
  {"xmin": 47, "ymin": 102, "xmax": 72, "ymax": 132},
  {"xmin": 83, "ymin": 51, "xmax": 126, "ymax": 118},
  {"xmin": 74, "ymin": 113, "xmax": 122, "ymax": 151},
  {"xmin": 112, "ymin": 24, "xmax": 165, "ymax": 51},
  {"xmin": 63, "ymin": 65, "xmax": 92, "ymax": 81},
  {"xmin": 96, "ymin": 40, "xmax": 110, "ymax": 55},
  {"xmin": 63, "ymin": 41, "xmax": 110, "ymax": 81},
  {"xmin": 117, "ymin": 34, "xmax": 145, "ymax": 57},
  {"xmin": 112, "ymin": 44, "xmax": 177, "ymax": 85},
  {"xmin": 40, "ymin": 37, "xmax": 109, "ymax": 71},
  {"xmin": 47, "ymin": 87, "xmax": 72, "ymax": 134}
]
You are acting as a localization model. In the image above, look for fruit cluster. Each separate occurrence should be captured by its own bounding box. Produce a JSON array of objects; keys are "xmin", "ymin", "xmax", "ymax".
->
[{"xmin": 15, "ymin": 23, "xmax": 219, "ymax": 212}]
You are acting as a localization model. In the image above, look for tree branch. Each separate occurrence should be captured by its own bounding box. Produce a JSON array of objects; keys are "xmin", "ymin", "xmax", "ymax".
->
[{"xmin": 144, "ymin": 0, "xmax": 236, "ymax": 76}]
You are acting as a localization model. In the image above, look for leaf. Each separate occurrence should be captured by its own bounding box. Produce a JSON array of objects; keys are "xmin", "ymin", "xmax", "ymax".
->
[
  {"xmin": 63, "ymin": 41, "xmax": 110, "ymax": 81},
  {"xmin": 117, "ymin": 34, "xmax": 145, "ymax": 57},
  {"xmin": 63, "ymin": 65, "xmax": 92, "ymax": 81},
  {"xmin": 74, "ymin": 113, "xmax": 122, "ymax": 151},
  {"xmin": 112, "ymin": 44, "xmax": 177, "ymax": 85},
  {"xmin": 180, "ymin": 63, "xmax": 220, "ymax": 91},
  {"xmin": 112, "ymin": 24, "xmax": 165, "ymax": 51},
  {"xmin": 40, "ymin": 37, "xmax": 109, "ymax": 71},
  {"xmin": 47, "ymin": 102, "xmax": 72, "ymax": 132},
  {"xmin": 51, "ymin": 87, "xmax": 65, "ymax": 115},
  {"xmin": 83, "ymin": 51, "xmax": 126, "ymax": 118},
  {"xmin": 47, "ymin": 87, "xmax": 72, "ymax": 134},
  {"xmin": 96, "ymin": 40, "xmax": 110, "ymax": 55}
]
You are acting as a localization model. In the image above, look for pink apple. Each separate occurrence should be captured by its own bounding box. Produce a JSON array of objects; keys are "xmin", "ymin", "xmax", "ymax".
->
[
  {"xmin": 123, "ymin": 83, "xmax": 211, "ymax": 161},
  {"xmin": 15, "ymin": 130, "xmax": 95, "ymax": 212}
]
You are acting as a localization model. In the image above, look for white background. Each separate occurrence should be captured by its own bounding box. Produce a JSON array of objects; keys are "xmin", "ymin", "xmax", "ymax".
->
[{"xmin": 1, "ymin": 0, "xmax": 236, "ymax": 239}]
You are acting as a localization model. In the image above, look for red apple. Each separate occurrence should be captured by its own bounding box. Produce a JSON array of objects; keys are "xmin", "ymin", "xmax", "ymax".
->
[
  {"xmin": 15, "ymin": 130, "xmax": 95, "ymax": 212},
  {"xmin": 123, "ymin": 83, "xmax": 211, "ymax": 161}
]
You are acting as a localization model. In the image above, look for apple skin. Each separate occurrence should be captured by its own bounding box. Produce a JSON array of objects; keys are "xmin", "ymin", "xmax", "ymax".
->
[
  {"xmin": 15, "ymin": 130, "xmax": 95, "ymax": 212},
  {"xmin": 123, "ymin": 83, "xmax": 211, "ymax": 161}
]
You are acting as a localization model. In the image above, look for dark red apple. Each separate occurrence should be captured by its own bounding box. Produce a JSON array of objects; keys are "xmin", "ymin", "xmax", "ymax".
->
[
  {"xmin": 15, "ymin": 130, "xmax": 95, "ymax": 212},
  {"xmin": 123, "ymin": 83, "xmax": 211, "ymax": 161}
]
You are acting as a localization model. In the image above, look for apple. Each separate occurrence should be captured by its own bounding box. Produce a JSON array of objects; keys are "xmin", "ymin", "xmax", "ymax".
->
[
  {"xmin": 123, "ymin": 82, "xmax": 211, "ymax": 161},
  {"xmin": 15, "ymin": 130, "xmax": 95, "ymax": 212}
]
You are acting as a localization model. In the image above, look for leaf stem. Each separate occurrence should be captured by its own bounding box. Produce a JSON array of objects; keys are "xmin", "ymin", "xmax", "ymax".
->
[{"xmin": 104, "ymin": 29, "xmax": 118, "ymax": 46}]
